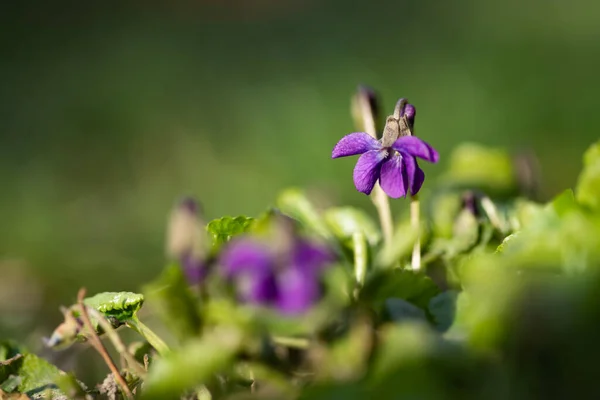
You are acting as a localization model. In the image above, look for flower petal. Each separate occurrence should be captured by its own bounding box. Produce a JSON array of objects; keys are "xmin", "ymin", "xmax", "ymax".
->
[
  {"xmin": 276, "ymin": 267, "xmax": 320, "ymax": 315},
  {"xmin": 401, "ymin": 155, "xmax": 426, "ymax": 196},
  {"xmin": 404, "ymin": 154, "xmax": 417, "ymax": 189},
  {"xmin": 392, "ymin": 136, "xmax": 439, "ymax": 163},
  {"xmin": 379, "ymin": 153, "xmax": 408, "ymax": 198},
  {"xmin": 180, "ymin": 253, "xmax": 207, "ymax": 284},
  {"xmin": 353, "ymin": 150, "xmax": 386, "ymax": 195},
  {"xmin": 238, "ymin": 271, "xmax": 279, "ymax": 305},
  {"xmin": 291, "ymin": 239, "xmax": 334, "ymax": 273},
  {"xmin": 411, "ymin": 161, "xmax": 425, "ymax": 196},
  {"xmin": 219, "ymin": 239, "xmax": 273, "ymax": 278},
  {"xmin": 332, "ymin": 132, "xmax": 380, "ymax": 158}
]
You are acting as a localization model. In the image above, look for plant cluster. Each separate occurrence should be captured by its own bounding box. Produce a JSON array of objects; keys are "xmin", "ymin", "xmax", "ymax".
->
[{"xmin": 2, "ymin": 86, "xmax": 600, "ymax": 399}]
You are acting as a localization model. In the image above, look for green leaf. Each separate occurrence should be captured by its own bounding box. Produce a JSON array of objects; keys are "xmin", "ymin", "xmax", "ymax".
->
[
  {"xmin": 276, "ymin": 188, "xmax": 331, "ymax": 239},
  {"xmin": 495, "ymin": 232, "xmax": 520, "ymax": 254},
  {"xmin": 446, "ymin": 209, "xmax": 480, "ymax": 257},
  {"xmin": 324, "ymin": 207, "xmax": 381, "ymax": 246},
  {"xmin": 376, "ymin": 220, "xmax": 420, "ymax": 267},
  {"xmin": 206, "ymin": 215, "xmax": 254, "ymax": 250},
  {"xmin": 383, "ymin": 298, "xmax": 427, "ymax": 323},
  {"xmin": 1, "ymin": 374, "xmax": 21, "ymax": 393},
  {"xmin": 143, "ymin": 329, "xmax": 242, "ymax": 399},
  {"xmin": 576, "ymin": 141, "xmax": 600, "ymax": 210},
  {"xmin": 551, "ymin": 189, "xmax": 577, "ymax": 216},
  {"xmin": 0, "ymin": 342, "xmax": 21, "ymax": 362},
  {"xmin": 82, "ymin": 291, "xmax": 144, "ymax": 322},
  {"xmin": 360, "ymin": 269, "xmax": 441, "ymax": 311},
  {"xmin": 0, "ymin": 353, "xmax": 64, "ymax": 397},
  {"xmin": 428, "ymin": 291, "xmax": 459, "ymax": 332},
  {"xmin": 143, "ymin": 264, "xmax": 202, "ymax": 341},
  {"xmin": 442, "ymin": 143, "xmax": 517, "ymax": 197},
  {"xmin": 312, "ymin": 316, "xmax": 373, "ymax": 382},
  {"xmin": 0, "ymin": 354, "xmax": 22, "ymax": 386}
]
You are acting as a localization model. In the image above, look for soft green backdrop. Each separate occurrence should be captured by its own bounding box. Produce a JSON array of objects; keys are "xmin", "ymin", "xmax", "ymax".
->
[{"xmin": 1, "ymin": 0, "xmax": 599, "ymax": 341}]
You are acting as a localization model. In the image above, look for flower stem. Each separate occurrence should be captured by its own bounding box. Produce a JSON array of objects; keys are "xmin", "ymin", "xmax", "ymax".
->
[
  {"xmin": 77, "ymin": 288, "xmax": 134, "ymax": 400},
  {"xmin": 352, "ymin": 231, "xmax": 368, "ymax": 286},
  {"xmin": 352, "ymin": 88, "xmax": 394, "ymax": 245},
  {"xmin": 126, "ymin": 317, "xmax": 170, "ymax": 356},
  {"xmin": 88, "ymin": 308, "xmax": 147, "ymax": 378},
  {"xmin": 410, "ymin": 195, "xmax": 421, "ymax": 271}
]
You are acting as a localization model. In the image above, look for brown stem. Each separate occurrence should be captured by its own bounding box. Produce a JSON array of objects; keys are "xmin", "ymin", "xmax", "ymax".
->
[
  {"xmin": 87, "ymin": 308, "xmax": 147, "ymax": 378},
  {"xmin": 77, "ymin": 288, "xmax": 134, "ymax": 400}
]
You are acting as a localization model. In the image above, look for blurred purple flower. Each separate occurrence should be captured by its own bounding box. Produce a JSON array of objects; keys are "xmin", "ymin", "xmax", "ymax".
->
[
  {"xmin": 219, "ymin": 237, "xmax": 334, "ymax": 315},
  {"xmin": 180, "ymin": 252, "xmax": 208, "ymax": 285},
  {"xmin": 166, "ymin": 196, "xmax": 208, "ymax": 284},
  {"xmin": 332, "ymin": 102, "xmax": 438, "ymax": 198}
]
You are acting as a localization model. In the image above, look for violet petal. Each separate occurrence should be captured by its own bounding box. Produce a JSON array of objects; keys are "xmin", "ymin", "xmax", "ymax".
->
[
  {"xmin": 379, "ymin": 153, "xmax": 408, "ymax": 198},
  {"xmin": 238, "ymin": 271, "xmax": 279, "ymax": 305},
  {"xmin": 276, "ymin": 267, "xmax": 320, "ymax": 315},
  {"xmin": 291, "ymin": 239, "xmax": 334, "ymax": 273},
  {"xmin": 392, "ymin": 136, "xmax": 439, "ymax": 163},
  {"xmin": 332, "ymin": 132, "xmax": 380, "ymax": 159},
  {"xmin": 219, "ymin": 239, "xmax": 273, "ymax": 278},
  {"xmin": 411, "ymin": 161, "xmax": 425, "ymax": 196},
  {"xmin": 353, "ymin": 149, "xmax": 386, "ymax": 195}
]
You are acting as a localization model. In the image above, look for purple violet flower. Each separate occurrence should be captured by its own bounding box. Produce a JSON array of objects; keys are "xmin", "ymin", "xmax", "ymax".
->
[
  {"xmin": 219, "ymin": 236, "xmax": 334, "ymax": 315},
  {"xmin": 332, "ymin": 101, "xmax": 439, "ymax": 198}
]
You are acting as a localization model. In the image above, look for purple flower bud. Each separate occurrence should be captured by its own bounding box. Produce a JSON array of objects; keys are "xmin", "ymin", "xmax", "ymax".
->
[
  {"xmin": 166, "ymin": 196, "xmax": 208, "ymax": 285},
  {"xmin": 461, "ymin": 191, "xmax": 480, "ymax": 217},
  {"xmin": 402, "ymin": 103, "xmax": 416, "ymax": 129}
]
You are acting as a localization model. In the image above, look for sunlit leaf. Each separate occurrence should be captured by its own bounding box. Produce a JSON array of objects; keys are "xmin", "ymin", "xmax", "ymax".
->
[
  {"xmin": 276, "ymin": 188, "xmax": 331, "ymax": 239},
  {"xmin": 83, "ymin": 291, "xmax": 145, "ymax": 322},
  {"xmin": 324, "ymin": 207, "xmax": 381, "ymax": 246},
  {"xmin": 376, "ymin": 220, "xmax": 420, "ymax": 267},
  {"xmin": 206, "ymin": 215, "xmax": 255, "ymax": 251},
  {"xmin": 143, "ymin": 329, "xmax": 243, "ymax": 399},
  {"xmin": 442, "ymin": 143, "xmax": 518, "ymax": 197},
  {"xmin": 576, "ymin": 141, "xmax": 600, "ymax": 210}
]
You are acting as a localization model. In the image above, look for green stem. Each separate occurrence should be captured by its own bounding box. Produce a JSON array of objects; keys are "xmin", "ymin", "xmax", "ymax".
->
[
  {"xmin": 271, "ymin": 336, "xmax": 309, "ymax": 349},
  {"xmin": 126, "ymin": 317, "xmax": 170, "ymax": 356},
  {"xmin": 410, "ymin": 195, "xmax": 421, "ymax": 271},
  {"xmin": 352, "ymin": 231, "xmax": 368, "ymax": 286}
]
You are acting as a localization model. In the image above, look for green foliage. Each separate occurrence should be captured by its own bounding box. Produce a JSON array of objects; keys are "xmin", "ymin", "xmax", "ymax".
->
[
  {"xmin": 442, "ymin": 143, "xmax": 518, "ymax": 197},
  {"xmin": 0, "ymin": 351, "xmax": 67, "ymax": 398},
  {"xmin": 576, "ymin": 140, "xmax": 600, "ymax": 210},
  {"xmin": 276, "ymin": 188, "xmax": 332, "ymax": 239},
  {"xmin": 324, "ymin": 207, "xmax": 381, "ymax": 246},
  {"xmin": 143, "ymin": 264, "xmax": 202, "ymax": 341},
  {"xmin": 83, "ymin": 291, "xmax": 145, "ymax": 322},
  {"xmin": 360, "ymin": 269, "xmax": 441, "ymax": 311},
  {"xmin": 143, "ymin": 329, "xmax": 243, "ymax": 399},
  {"xmin": 23, "ymin": 138, "xmax": 600, "ymax": 399},
  {"xmin": 206, "ymin": 216, "xmax": 255, "ymax": 251}
]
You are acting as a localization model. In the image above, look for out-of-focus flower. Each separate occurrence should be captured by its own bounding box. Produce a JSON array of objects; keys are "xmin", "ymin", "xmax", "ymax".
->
[
  {"xmin": 332, "ymin": 101, "xmax": 438, "ymax": 198},
  {"xmin": 219, "ymin": 233, "xmax": 334, "ymax": 315},
  {"xmin": 166, "ymin": 197, "xmax": 208, "ymax": 284}
]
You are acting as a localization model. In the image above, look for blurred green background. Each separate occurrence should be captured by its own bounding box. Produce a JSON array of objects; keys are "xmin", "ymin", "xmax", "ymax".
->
[{"xmin": 1, "ymin": 0, "xmax": 599, "ymax": 342}]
